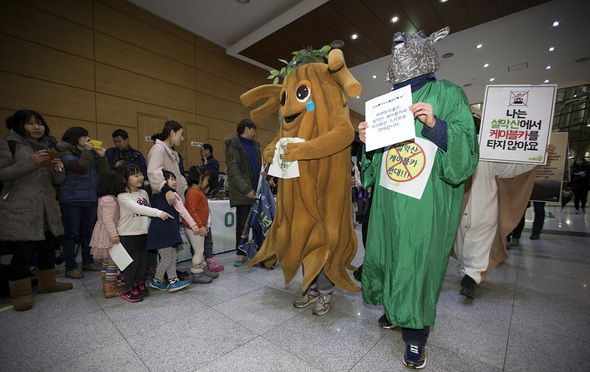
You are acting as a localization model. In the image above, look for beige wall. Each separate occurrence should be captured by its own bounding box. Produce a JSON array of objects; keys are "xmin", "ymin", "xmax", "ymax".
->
[{"xmin": 0, "ymin": 0, "xmax": 363, "ymax": 172}]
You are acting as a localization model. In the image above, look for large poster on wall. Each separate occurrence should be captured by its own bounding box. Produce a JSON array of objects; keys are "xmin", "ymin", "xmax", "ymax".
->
[{"xmin": 479, "ymin": 84, "xmax": 557, "ymax": 164}]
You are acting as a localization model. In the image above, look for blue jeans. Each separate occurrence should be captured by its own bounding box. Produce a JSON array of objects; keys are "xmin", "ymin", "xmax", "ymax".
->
[{"xmin": 60, "ymin": 202, "xmax": 97, "ymax": 271}]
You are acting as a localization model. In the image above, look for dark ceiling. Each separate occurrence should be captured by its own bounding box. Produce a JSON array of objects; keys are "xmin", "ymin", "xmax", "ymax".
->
[{"xmin": 241, "ymin": 0, "xmax": 551, "ymax": 69}]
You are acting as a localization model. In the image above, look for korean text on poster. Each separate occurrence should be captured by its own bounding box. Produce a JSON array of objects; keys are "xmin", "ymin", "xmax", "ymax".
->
[
  {"xmin": 268, "ymin": 137, "xmax": 305, "ymax": 179},
  {"xmin": 479, "ymin": 84, "xmax": 556, "ymax": 165},
  {"xmin": 379, "ymin": 137, "xmax": 438, "ymax": 200},
  {"xmin": 364, "ymin": 85, "xmax": 415, "ymax": 151}
]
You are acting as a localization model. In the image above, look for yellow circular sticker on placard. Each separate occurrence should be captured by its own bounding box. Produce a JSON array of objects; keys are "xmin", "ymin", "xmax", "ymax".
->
[{"xmin": 385, "ymin": 142, "xmax": 426, "ymax": 182}]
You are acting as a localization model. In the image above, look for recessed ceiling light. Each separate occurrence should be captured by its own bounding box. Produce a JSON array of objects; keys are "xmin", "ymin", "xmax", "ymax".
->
[
  {"xmin": 483, "ymin": 63, "xmax": 489, "ymax": 68},
  {"xmin": 490, "ymin": 78, "xmax": 495, "ymax": 81},
  {"xmin": 548, "ymin": 47, "xmax": 555, "ymax": 51},
  {"xmin": 476, "ymin": 44, "xmax": 483, "ymax": 49},
  {"xmin": 440, "ymin": 0, "xmax": 448, "ymax": 2},
  {"xmin": 544, "ymin": 79, "xmax": 550, "ymax": 83},
  {"xmin": 553, "ymin": 21, "xmax": 559, "ymax": 27},
  {"xmin": 390, "ymin": 16, "xmax": 399, "ymax": 23},
  {"xmin": 351, "ymin": 34, "xmax": 359, "ymax": 40},
  {"xmin": 546, "ymin": 65, "xmax": 552, "ymax": 69},
  {"xmin": 372, "ymin": 75, "xmax": 376, "ymax": 79},
  {"xmin": 356, "ymin": 96, "xmax": 360, "ymax": 99},
  {"xmin": 331, "ymin": 40, "xmax": 344, "ymax": 48}
]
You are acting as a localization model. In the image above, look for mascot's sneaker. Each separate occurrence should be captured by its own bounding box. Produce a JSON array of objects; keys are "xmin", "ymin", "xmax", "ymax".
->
[
  {"xmin": 378, "ymin": 314, "xmax": 397, "ymax": 329},
  {"xmin": 293, "ymin": 287, "xmax": 320, "ymax": 308},
  {"xmin": 312, "ymin": 292, "xmax": 334, "ymax": 316},
  {"xmin": 403, "ymin": 344, "xmax": 426, "ymax": 369}
]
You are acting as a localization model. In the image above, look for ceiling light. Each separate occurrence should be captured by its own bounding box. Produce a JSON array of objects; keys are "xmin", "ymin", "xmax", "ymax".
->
[
  {"xmin": 372, "ymin": 75, "xmax": 376, "ymax": 79},
  {"xmin": 546, "ymin": 65, "xmax": 552, "ymax": 69},
  {"xmin": 490, "ymin": 78, "xmax": 495, "ymax": 82},
  {"xmin": 331, "ymin": 40, "xmax": 344, "ymax": 48},
  {"xmin": 476, "ymin": 44, "xmax": 483, "ymax": 49},
  {"xmin": 390, "ymin": 16, "xmax": 399, "ymax": 23},
  {"xmin": 463, "ymin": 83, "xmax": 472, "ymax": 87},
  {"xmin": 440, "ymin": 0, "xmax": 448, "ymax": 2},
  {"xmin": 442, "ymin": 53, "xmax": 453, "ymax": 58},
  {"xmin": 351, "ymin": 34, "xmax": 359, "ymax": 40},
  {"xmin": 544, "ymin": 79, "xmax": 550, "ymax": 83},
  {"xmin": 576, "ymin": 57, "xmax": 589, "ymax": 63},
  {"xmin": 356, "ymin": 96, "xmax": 360, "ymax": 99},
  {"xmin": 549, "ymin": 47, "xmax": 555, "ymax": 51},
  {"xmin": 483, "ymin": 63, "xmax": 489, "ymax": 68},
  {"xmin": 236, "ymin": 0, "xmax": 250, "ymax": 3},
  {"xmin": 552, "ymin": 21, "xmax": 559, "ymax": 27}
]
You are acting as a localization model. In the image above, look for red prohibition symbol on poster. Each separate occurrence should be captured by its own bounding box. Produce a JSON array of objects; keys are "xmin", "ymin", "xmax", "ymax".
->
[{"xmin": 385, "ymin": 142, "xmax": 426, "ymax": 182}]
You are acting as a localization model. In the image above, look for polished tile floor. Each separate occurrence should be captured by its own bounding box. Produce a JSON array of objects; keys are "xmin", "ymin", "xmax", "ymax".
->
[{"xmin": 1, "ymin": 205, "xmax": 589, "ymax": 371}]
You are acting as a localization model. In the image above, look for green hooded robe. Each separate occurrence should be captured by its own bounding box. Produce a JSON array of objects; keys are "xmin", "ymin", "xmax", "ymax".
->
[{"xmin": 361, "ymin": 79, "xmax": 479, "ymax": 329}]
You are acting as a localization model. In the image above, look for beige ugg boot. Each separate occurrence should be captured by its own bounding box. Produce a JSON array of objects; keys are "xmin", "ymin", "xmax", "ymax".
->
[
  {"xmin": 9, "ymin": 278, "xmax": 34, "ymax": 311},
  {"xmin": 36, "ymin": 268, "xmax": 73, "ymax": 294},
  {"xmin": 103, "ymin": 281, "xmax": 123, "ymax": 298}
]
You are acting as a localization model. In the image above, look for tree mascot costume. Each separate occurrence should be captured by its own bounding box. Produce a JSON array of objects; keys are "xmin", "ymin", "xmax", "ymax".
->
[
  {"xmin": 359, "ymin": 28, "xmax": 479, "ymax": 368},
  {"xmin": 240, "ymin": 48, "xmax": 362, "ymax": 315}
]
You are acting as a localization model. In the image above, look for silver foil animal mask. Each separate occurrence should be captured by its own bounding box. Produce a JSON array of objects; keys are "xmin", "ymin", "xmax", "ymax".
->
[{"xmin": 385, "ymin": 27, "xmax": 450, "ymax": 85}]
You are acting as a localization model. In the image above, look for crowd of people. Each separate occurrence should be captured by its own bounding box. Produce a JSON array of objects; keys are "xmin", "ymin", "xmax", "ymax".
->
[{"xmin": 0, "ymin": 114, "xmax": 227, "ymax": 307}]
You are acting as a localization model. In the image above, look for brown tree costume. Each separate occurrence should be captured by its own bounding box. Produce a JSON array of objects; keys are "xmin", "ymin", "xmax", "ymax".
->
[{"xmin": 241, "ymin": 49, "xmax": 361, "ymax": 292}]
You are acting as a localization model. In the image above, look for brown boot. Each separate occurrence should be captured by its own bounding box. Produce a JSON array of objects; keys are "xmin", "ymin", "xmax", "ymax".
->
[
  {"xmin": 9, "ymin": 278, "xmax": 34, "ymax": 311},
  {"xmin": 103, "ymin": 281, "xmax": 123, "ymax": 298},
  {"xmin": 37, "ymin": 268, "xmax": 73, "ymax": 294}
]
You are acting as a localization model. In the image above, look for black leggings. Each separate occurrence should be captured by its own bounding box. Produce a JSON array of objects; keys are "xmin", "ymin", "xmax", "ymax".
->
[
  {"xmin": 8, "ymin": 231, "xmax": 56, "ymax": 281},
  {"xmin": 120, "ymin": 235, "xmax": 148, "ymax": 290}
]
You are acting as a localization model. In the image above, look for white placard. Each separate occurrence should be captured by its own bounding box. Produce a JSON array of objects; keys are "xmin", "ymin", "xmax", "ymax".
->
[
  {"xmin": 479, "ymin": 84, "xmax": 556, "ymax": 164},
  {"xmin": 378, "ymin": 138, "xmax": 438, "ymax": 200},
  {"xmin": 364, "ymin": 85, "xmax": 415, "ymax": 151},
  {"xmin": 109, "ymin": 243, "xmax": 133, "ymax": 271},
  {"xmin": 268, "ymin": 137, "xmax": 305, "ymax": 179},
  {"xmin": 191, "ymin": 141, "xmax": 203, "ymax": 147}
]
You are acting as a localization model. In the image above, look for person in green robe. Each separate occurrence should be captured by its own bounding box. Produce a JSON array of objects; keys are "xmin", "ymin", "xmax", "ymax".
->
[{"xmin": 358, "ymin": 27, "xmax": 479, "ymax": 369}]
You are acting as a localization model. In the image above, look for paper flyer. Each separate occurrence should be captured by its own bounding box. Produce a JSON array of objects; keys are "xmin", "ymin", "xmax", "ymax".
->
[
  {"xmin": 378, "ymin": 137, "xmax": 438, "ymax": 199},
  {"xmin": 268, "ymin": 137, "xmax": 305, "ymax": 179},
  {"xmin": 364, "ymin": 85, "xmax": 415, "ymax": 151}
]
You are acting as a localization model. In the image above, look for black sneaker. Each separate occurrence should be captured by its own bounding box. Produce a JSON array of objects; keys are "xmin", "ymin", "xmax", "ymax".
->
[
  {"xmin": 136, "ymin": 282, "xmax": 150, "ymax": 297},
  {"xmin": 530, "ymin": 232, "xmax": 541, "ymax": 240},
  {"xmin": 122, "ymin": 287, "xmax": 143, "ymax": 302},
  {"xmin": 403, "ymin": 344, "xmax": 426, "ymax": 369},
  {"xmin": 378, "ymin": 314, "xmax": 396, "ymax": 329},
  {"xmin": 460, "ymin": 275, "xmax": 477, "ymax": 298}
]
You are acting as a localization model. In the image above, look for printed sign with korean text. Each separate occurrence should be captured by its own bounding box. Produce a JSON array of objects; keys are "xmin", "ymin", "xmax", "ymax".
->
[
  {"xmin": 479, "ymin": 85, "xmax": 557, "ymax": 164},
  {"xmin": 365, "ymin": 85, "xmax": 415, "ymax": 151}
]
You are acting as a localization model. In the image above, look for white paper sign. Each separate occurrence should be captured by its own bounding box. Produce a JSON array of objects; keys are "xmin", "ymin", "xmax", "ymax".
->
[
  {"xmin": 109, "ymin": 243, "xmax": 133, "ymax": 271},
  {"xmin": 479, "ymin": 84, "xmax": 556, "ymax": 164},
  {"xmin": 268, "ymin": 137, "xmax": 305, "ymax": 179},
  {"xmin": 379, "ymin": 138, "xmax": 438, "ymax": 200},
  {"xmin": 364, "ymin": 85, "xmax": 415, "ymax": 151}
]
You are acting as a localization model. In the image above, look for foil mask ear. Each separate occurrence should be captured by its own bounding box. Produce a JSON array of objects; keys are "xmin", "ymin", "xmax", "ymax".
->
[{"xmin": 385, "ymin": 27, "xmax": 450, "ymax": 86}]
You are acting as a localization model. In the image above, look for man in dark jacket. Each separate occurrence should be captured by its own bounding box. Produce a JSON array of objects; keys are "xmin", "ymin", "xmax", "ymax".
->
[
  {"xmin": 105, "ymin": 129, "xmax": 147, "ymax": 175},
  {"xmin": 201, "ymin": 143, "xmax": 220, "ymax": 194},
  {"xmin": 224, "ymin": 119, "xmax": 262, "ymax": 267}
]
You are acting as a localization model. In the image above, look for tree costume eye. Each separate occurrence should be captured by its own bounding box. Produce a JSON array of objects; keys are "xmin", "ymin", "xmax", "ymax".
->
[
  {"xmin": 296, "ymin": 85, "xmax": 310, "ymax": 102},
  {"xmin": 280, "ymin": 91, "xmax": 287, "ymax": 106}
]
